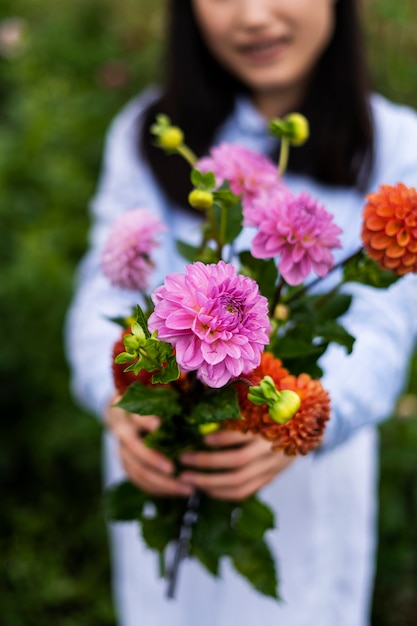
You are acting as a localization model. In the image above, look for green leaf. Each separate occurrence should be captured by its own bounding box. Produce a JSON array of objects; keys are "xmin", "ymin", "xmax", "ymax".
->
[
  {"xmin": 315, "ymin": 320, "xmax": 355, "ymax": 353},
  {"xmin": 143, "ymin": 414, "xmax": 201, "ymax": 457},
  {"xmin": 190, "ymin": 169, "xmax": 216, "ymax": 190},
  {"xmin": 343, "ymin": 251, "xmax": 399, "ymax": 288},
  {"xmin": 239, "ymin": 251, "xmax": 278, "ymax": 300},
  {"xmin": 313, "ymin": 292, "xmax": 353, "ymax": 321},
  {"xmin": 235, "ymin": 495, "xmax": 275, "ymax": 541},
  {"xmin": 152, "ymin": 352, "xmax": 180, "ymax": 384},
  {"xmin": 141, "ymin": 498, "xmax": 184, "ymax": 552},
  {"xmin": 274, "ymin": 336, "xmax": 326, "ymax": 359},
  {"xmin": 105, "ymin": 481, "xmax": 147, "ymax": 521},
  {"xmin": 116, "ymin": 382, "xmax": 181, "ymax": 420},
  {"xmin": 114, "ymin": 351, "xmax": 136, "ymax": 365},
  {"xmin": 176, "ymin": 239, "xmax": 200, "ymax": 262},
  {"xmin": 212, "ymin": 200, "xmax": 243, "ymax": 244},
  {"xmin": 190, "ymin": 386, "xmax": 242, "ymax": 424},
  {"xmin": 134, "ymin": 304, "xmax": 151, "ymax": 339},
  {"xmin": 229, "ymin": 537, "xmax": 279, "ymax": 599}
]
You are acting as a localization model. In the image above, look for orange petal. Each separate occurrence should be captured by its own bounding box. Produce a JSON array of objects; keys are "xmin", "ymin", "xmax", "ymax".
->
[
  {"xmin": 370, "ymin": 232, "xmax": 392, "ymax": 250},
  {"xmin": 396, "ymin": 229, "xmax": 410, "ymax": 247},
  {"xmin": 385, "ymin": 219, "xmax": 401, "ymax": 236},
  {"xmin": 386, "ymin": 242, "xmax": 406, "ymax": 258},
  {"xmin": 365, "ymin": 215, "xmax": 387, "ymax": 231}
]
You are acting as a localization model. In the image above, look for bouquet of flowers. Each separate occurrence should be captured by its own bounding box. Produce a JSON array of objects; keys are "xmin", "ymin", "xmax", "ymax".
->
[{"xmin": 102, "ymin": 112, "xmax": 417, "ymax": 600}]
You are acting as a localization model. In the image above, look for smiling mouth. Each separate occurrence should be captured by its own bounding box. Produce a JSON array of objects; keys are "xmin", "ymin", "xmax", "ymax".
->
[{"xmin": 238, "ymin": 37, "xmax": 290, "ymax": 62}]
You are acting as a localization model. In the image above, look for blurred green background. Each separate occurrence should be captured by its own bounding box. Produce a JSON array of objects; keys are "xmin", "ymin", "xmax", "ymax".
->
[{"xmin": 0, "ymin": 0, "xmax": 416, "ymax": 624}]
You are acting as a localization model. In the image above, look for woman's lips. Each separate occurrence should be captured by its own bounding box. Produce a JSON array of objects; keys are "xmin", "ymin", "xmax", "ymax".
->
[{"xmin": 237, "ymin": 37, "xmax": 290, "ymax": 63}]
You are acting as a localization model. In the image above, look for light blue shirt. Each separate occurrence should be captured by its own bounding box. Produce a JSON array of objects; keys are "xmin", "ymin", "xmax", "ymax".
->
[{"xmin": 66, "ymin": 89, "xmax": 417, "ymax": 626}]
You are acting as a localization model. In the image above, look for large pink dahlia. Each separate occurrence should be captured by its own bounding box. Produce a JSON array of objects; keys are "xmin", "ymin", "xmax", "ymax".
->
[
  {"xmin": 148, "ymin": 261, "xmax": 271, "ymax": 388},
  {"xmin": 101, "ymin": 208, "xmax": 166, "ymax": 291},
  {"xmin": 251, "ymin": 192, "xmax": 342, "ymax": 285}
]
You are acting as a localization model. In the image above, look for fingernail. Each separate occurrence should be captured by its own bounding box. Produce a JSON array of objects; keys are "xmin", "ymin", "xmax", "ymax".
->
[
  {"xmin": 159, "ymin": 460, "xmax": 173, "ymax": 474},
  {"xmin": 178, "ymin": 483, "xmax": 194, "ymax": 495},
  {"xmin": 179, "ymin": 472, "xmax": 195, "ymax": 485}
]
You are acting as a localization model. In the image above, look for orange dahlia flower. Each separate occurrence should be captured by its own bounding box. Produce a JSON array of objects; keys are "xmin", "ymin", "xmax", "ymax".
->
[
  {"xmin": 226, "ymin": 352, "xmax": 331, "ymax": 455},
  {"xmin": 361, "ymin": 182, "xmax": 417, "ymax": 275}
]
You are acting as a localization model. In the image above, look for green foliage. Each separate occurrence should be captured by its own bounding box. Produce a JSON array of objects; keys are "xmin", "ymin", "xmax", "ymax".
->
[{"xmin": 0, "ymin": 0, "xmax": 416, "ymax": 622}]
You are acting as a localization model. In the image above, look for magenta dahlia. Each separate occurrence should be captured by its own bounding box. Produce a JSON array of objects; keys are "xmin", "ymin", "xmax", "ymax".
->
[
  {"xmin": 101, "ymin": 208, "xmax": 166, "ymax": 291},
  {"xmin": 148, "ymin": 261, "xmax": 271, "ymax": 388},
  {"xmin": 250, "ymin": 191, "xmax": 342, "ymax": 285}
]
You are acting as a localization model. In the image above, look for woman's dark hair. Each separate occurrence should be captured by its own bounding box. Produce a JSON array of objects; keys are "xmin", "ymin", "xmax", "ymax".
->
[{"xmin": 139, "ymin": 0, "xmax": 374, "ymax": 208}]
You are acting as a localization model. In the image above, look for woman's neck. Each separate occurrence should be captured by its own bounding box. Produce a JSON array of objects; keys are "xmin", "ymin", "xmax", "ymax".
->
[{"xmin": 251, "ymin": 83, "xmax": 308, "ymax": 120}]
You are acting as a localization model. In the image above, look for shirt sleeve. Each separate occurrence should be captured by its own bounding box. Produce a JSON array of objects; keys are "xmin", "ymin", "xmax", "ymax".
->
[
  {"xmin": 319, "ymin": 96, "xmax": 417, "ymax": 451},
  {"xmin": 319, "ymin": 274, "xmax": 417, "ymax": 451},
  {"xmin": 65, "ymin": 89, "xmax": 165, "ymax": 419}
]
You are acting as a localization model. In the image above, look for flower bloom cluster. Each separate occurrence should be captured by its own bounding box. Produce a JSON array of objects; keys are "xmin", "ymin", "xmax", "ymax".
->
[
  {"xmin": 225, "ymin": 352, "xmax": 331, "ymax": 455},
  {"xmin": 148, "ymin": 261, "xmax": 271, "ymax": 388},
  {"xmin": 101, "ymin": 208, "xmax": 166, "ymax": 291},
  {"xmin": 361, "ymin": 182, "xmax": 417, "ymax": 275},
  {"xmin": 197, "ymin": 143, "xmax": 282, "ymax": 213},
  {"xmin": 247, "ymin": 191, "xmax": 342, "ymax": 285}
]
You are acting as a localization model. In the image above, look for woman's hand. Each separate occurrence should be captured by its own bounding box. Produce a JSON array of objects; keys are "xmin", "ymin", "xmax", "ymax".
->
[
  {"xmin": 105, "ymin": 394, "xmax": 194, "ymax": 498},
  {"xmin": 178, "ymin": 429, "xmax": 294, "ymax": 501}
]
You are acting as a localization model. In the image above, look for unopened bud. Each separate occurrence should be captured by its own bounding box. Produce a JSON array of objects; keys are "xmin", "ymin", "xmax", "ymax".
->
[
  {"xmin": 269, "ymin": 112, "xmax": 310, "ymax": 146},
  {"xmin": 159, "ymin": 126, "xmax": 184, "ymax": 151},
  {"xmin": 198, "ymin": 422, "xmax": 220, "ymax": 435},
  {"xmin": 188, "ymin": 189, "xmax": 214, "ymax": 210},
  {"xmin": 269, "ymin": 390, "xmax": 301, "ymax": 424},
  {"xmin": 284, "ymin": 113, "xmax": 309, "ymax": 146},
  {"xmin": 273, "ymin": 303, "xmax": 289, "ymax": 322}
]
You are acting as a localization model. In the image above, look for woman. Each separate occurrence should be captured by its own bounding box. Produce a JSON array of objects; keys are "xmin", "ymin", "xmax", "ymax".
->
[{"xmin": 66, "ymin": 1, "xmax": 417, "ymax": 624}]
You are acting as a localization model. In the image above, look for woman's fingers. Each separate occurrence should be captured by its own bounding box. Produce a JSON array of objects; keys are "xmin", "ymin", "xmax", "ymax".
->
[
  {"xmin": 179, "ymin": 435, "xmax": 267, "ymax": 470},
  {"xmin": 178, "ymin": 437, "xmax": 294, "ymax": 500}
]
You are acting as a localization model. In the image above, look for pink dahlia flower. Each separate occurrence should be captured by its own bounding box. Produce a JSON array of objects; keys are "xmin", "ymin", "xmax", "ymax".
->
[
  {"xmin": 251, "ymin": 192, "xmax": 342, "ymax": 285},
  {"xmin": 197, "ymin": 143, "xmax": 282, "ymax": 213},
  {"xmin": 148, "ymin": 261, "xmax": 271, "ymax": 388},
  {"xmin": 101, "ymin": 208, "xmax": 166, "ymax": 291}
]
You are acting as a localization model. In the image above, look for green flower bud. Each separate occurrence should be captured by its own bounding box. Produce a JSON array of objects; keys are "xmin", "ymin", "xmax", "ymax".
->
[
  {"xmin": 284, "ymin": 113, "xmax": 310, "ymax": 146},
  {"xmin": 188, "ymin": 189, "xmax": 214, "ymax": 210},
  {"xmin": 123, "ymin": 333, "xmax": 142, "ymax": 354},
  {"xmin": 269, "ymin": 390, "xmax": 301, "ymax": 424},
  {"xmin": 269, "ymin": 112, "xmax": 310, "ymax": 146},
  {"xmin": 159, "ymin": 126, "xmax": 184, "ymax": 150},
  {"xmin": 198, "ymin": 422, "xmax": 220, "ymax": 435}
]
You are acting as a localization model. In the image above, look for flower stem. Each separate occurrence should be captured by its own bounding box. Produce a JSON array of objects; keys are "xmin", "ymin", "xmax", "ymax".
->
[
  {"xmin": 278, "ymin": 138, "xmax": 290, "ymax": 176},
  {"xmin": 166, "ymin": 490, "xmax": 201, "ymax": 599},
  {"xmin": 285, "ymin": 246, "xmax": 364, "ymax": 304},
  {"xmin": 177, "ymin": 144, "xmax": 198, "ymax": 168}
]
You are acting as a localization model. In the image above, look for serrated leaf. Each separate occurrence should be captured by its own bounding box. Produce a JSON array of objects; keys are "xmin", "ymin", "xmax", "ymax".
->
[
  {"xmin": 152, "ymin": 352, "xmax": 180, "ymax": 384},
  {"xmin": 134, "ymin": 304, "xmax": 151, "ymax": 339},
  {"xmin": 190, "ymin": 386, "xmax": 242, "ymax": 424},
  {"xmin": 235, "ymin": 495, "xmax": 275, "ymax": 540},
  {"xmin": 229, "ymin": 537, "xmax": 279, "ymax": 599},
  {"xmin": 116, "ymin": 382, "xmax": 180, "ymax": 420},
  {"xmin": 105, "ymin": 481, "xmax": 147, "ymax": 521}
]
